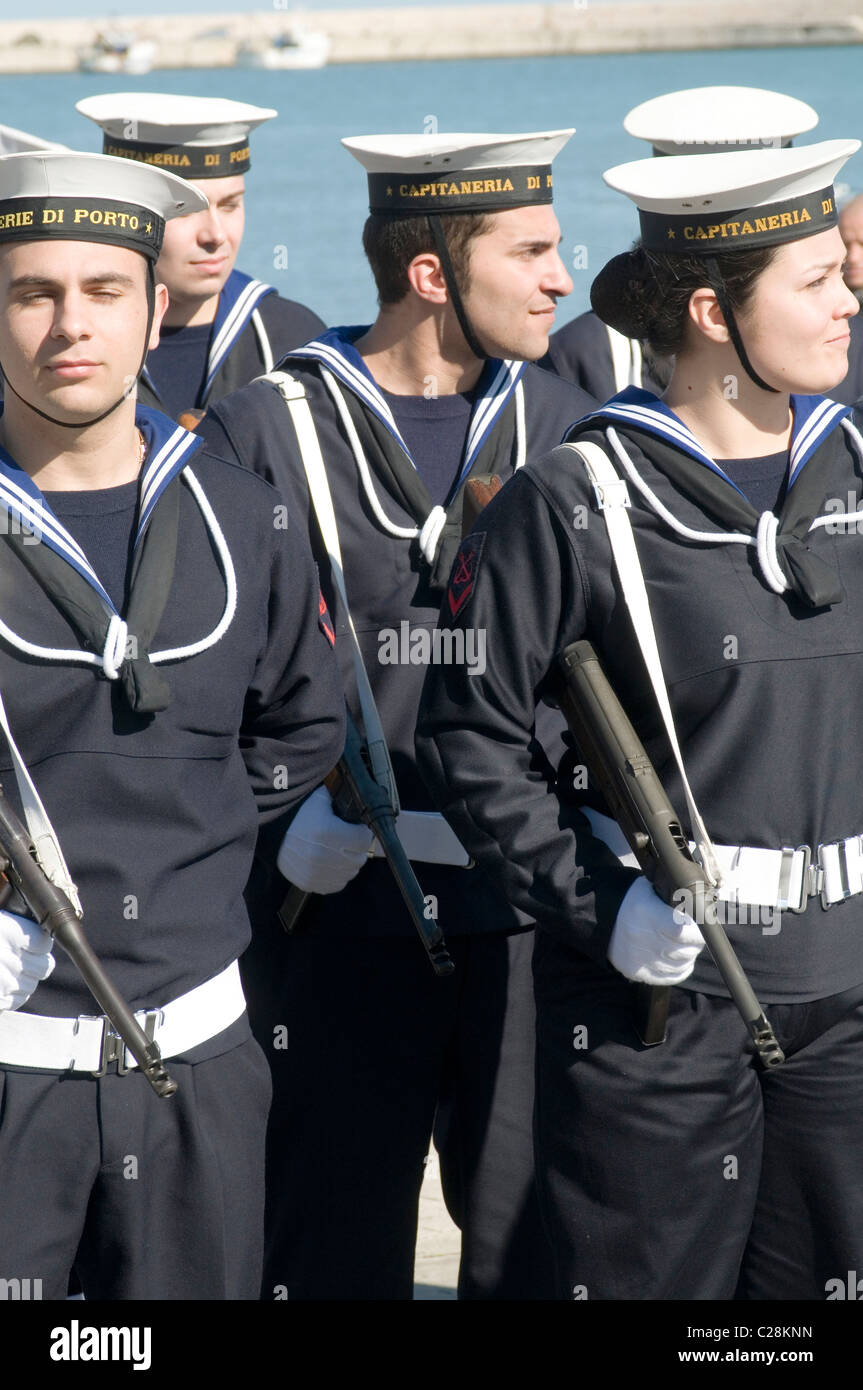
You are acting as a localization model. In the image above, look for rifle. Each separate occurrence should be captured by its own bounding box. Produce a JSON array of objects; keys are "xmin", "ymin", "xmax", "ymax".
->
[
  {"xmin": 556, "ymin": 641, "xmax": 785, "ymax": 1068},
  {"xmin": 0, "ymin": 782, "xmax": 178, "ymax": 1098},
  {"xmin": 278, "ymin": 711, "xmax": 455, "ymax": 978},
  {"xmin": 278, "ymin": 469, "xmax": 499, "ymax": 977}
]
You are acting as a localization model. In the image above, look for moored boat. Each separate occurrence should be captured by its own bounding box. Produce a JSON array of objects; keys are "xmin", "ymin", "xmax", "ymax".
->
[
  {"xmin": 235, "ymin": 28, "xmax": 330, "ymax": 70},
  {"xmin": 78, "ymin": 32, "xmax": 157, "ymax": 76}
]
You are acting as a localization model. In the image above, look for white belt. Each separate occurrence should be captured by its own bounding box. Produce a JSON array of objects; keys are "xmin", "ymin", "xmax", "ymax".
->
[
  {"xmin": 370, "ymin": 810, "xmax": 471, "ymax": 867},
  {"xmin": 700, "ymin": 838, "xmax": 863, "ymax": 913},
  {"xmin": 582, "ymin": 807, "xmax": 862, "ymax": 913},
  {"xmin": 0, "ymin": 959, "xmax": 246, "ymax": 1075}
]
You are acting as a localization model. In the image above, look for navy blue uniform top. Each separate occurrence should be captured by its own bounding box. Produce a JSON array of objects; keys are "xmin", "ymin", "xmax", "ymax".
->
[
  {"xmin": 416, "ymin": 390, "xmax": 863, "ymax": 1001},
  {"xmin": 138, "ymin": 276, "xmax": 326, "ymax": 420},
  {"xmin": 720, "ymin": 449, "xmax": 788, "ymax": 514},
  {"xmin": 45, "ymin": 480, "xmax": 138, "ymax": 613},
  {"xmin": 382, "ymin": 386, "xmax": 476, "ymax": 506},
  {"xmin": 0, "ymin": 409, "xmax": 345, "ymax": 1021},
  {"xmin": 198, "ymin": 329, "xmax": 597, "ymax": 939},
  {"xmin": 145, "ymin": 322, "xmax": 212, "ymax": 423}
]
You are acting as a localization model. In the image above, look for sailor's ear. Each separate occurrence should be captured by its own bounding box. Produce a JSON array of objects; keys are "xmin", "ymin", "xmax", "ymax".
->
[
  {"xmin": 148, "ymin": 282, "xmax": 170, "ymax": 351},
  {"xmin": 687, "ymin": 286, "xmax": 730, "ymax": 344},
  {"xmin": 406, "ymin": 251, "xmax": 448, "ymax": 305}
]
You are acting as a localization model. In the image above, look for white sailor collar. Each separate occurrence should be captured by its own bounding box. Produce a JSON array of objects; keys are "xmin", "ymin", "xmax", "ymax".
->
[
  {"xmin": 567, "ymin": 386, "xmax": 851, "ymax": 496},
  {"xmin": 290, "ymin": 325, "xmax": 528, "ymax": 494},
  {"xmin": 0, "ymin": 404, "xmax": 202, "ymax": 612},
  {"xmin": 140, "ymin": 269, "xmax": 275, "ymax": 406}
]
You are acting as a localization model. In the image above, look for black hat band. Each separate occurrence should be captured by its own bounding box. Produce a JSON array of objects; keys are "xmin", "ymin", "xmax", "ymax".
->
[
  {"xmin": 639, "ymin": 186, "xmax": 837, "ymax": 252},
  {"xmin": 0, "ymin": 197, "xmax": 164, "ymax": 259},
  {"xmin": 102, "ymin": 134, "xmax": 251, "ymax": 179},
  {"xmin": 368, "ymin": 164, "xmax": 553, "ymax": 213}
]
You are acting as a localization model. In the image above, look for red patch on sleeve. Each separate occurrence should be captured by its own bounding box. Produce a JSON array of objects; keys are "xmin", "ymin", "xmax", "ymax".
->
[
  {"xmin": 447, "ymin": 532, "xmax": 484, "ymax": 619},
  {"xmin": 318, "ymin": 591, "xmax": 335, "ymax": 647}
]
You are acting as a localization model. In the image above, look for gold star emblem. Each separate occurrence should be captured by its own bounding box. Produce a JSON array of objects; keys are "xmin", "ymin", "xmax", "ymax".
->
[
  {"xmin": 386, "ymin": 186, "xmax": 393, "ymax": 197},
  {"xmin": 667, "ymin": 228, "xmax": 675, "ymax": 239},
  {"xmin": 145, "ymin": 222, "xmax": 153, "ymax": 234}
]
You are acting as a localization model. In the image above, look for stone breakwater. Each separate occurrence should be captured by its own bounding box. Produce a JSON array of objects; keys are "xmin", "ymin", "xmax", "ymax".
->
[{"xmin": 0, "ymin": 1, "xmax": 861, "ymax": 74}]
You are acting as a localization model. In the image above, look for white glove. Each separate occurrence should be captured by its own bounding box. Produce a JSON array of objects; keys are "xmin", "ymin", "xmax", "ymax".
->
[
  {"xmin": 277, "ymin": 785, "xmax": 375, "ymax": 894},
  {"xmin": 0, "ymin": 909, "xmax": 55, "ymax": 1012},
  {"xmin": 607, "ymin": 875, "xmax": 705, "ymax": 986}
]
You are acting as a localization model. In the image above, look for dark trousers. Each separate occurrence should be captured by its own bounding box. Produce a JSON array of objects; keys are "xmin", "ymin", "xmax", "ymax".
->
[
  {"xmin": 533, "ymin": 935, "xmax": 863, "ymax": 1300},
  {"xmin": 244, "ymin": 925, "xmax": 555, "ymax": 1300},
  {"xmin": 0, "ymin": 1036, "xmax": 271, "ymax": 1300}
]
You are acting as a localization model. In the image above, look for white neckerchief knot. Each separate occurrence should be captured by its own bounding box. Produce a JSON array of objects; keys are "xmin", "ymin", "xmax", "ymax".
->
[
  {"xmin": 755, "ymin": 511, "xmax": 789, "ymax": 595},
  {"xmin": 102, "ymin": 614, "xmax": 129, "ymax": 679},
  {"xmin": 418, "ymin": 505, "xmax": 448, "ymax": 565}
]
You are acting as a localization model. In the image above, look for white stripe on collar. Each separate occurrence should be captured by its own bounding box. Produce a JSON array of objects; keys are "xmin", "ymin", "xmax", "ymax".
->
[
  {"xmin": 789, "ymin": 397, "xmax": 849, "ymax": 480},
  {"xmin": 0, "ymin": 408, "xmax": 202, "ymax": 614},
  {"xmin": 204, "ymin": 276, "xmax": 274, "ymax": 398},
  {"xmin": 572, "ymin": 387, "xmax": 852, "ymax": 496},
  {"xmin": 140, "ymin": 273, "xmax": 273, "ymax": 406},
  {"xmin": 292, "ymin": 330, "xmax": 526, "ymax": 493},
  {"xmin": 137, "ymin": 423, "xmax": 200, "ymax": 538},
  {"xmin": 0, "ymin": 463, "xmax": 114, "ymax": 606},
  {"xmin": 0, "ymin": 468, "xmax": 237, "ymax": 674},
  {"xmin": 460, "ymin": 359, "xmax": 526, "ymax": 488},
  {"xmin": 291, "ymin": 336, "xmax": 412, "ymax": 454}
]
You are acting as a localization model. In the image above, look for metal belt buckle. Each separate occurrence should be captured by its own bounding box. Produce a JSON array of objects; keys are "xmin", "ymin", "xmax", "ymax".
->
[
  {"xmin": 592, "ymin": 478, "xmax": 630, "ymax": 513},
  {"xmin": 816, "ymin": 836, "xmax": 862, "ymax": 911},
  {"xmin": 92, "ymin": 1010, "xmax": 159, "ymax": 1078},
  {"xmin": 783, "ymin": 844, "xmax": 812, "ymax": 914}
]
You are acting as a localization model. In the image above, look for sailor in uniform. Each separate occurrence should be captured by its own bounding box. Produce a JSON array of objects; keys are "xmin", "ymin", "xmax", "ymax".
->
[
  {"xmin": 197, "ymin": 129, "xmax": 596, "ymax": 1300},
  {"xmin": 0, "ymin": 149, "xmax": 344, "ymax": 1299},
  {"xmin": 75, "ymin": 93, "xmax": 325, "ymax": 422},
  {"xmin": 416, "ymin": 139, "xmax": 863, "ymax": 1299},
  {"xmin": 543, "ymin": 87, "xmax": 832, "ymax": 398}
]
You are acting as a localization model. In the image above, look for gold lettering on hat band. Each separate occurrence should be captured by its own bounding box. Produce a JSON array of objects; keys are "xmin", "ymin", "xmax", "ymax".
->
[
  {"xmin": 641, "ymin": 187, "xmax": 834, "ymax": 253},
  {"xmin": 370, "ymin": 164, "xmax": 552, "ymax": 212},
  {"xmin": 101, "ymin": 135, "xmax": 251, "ymax": 179},
  {"xmin": 0, "ymin": 210, "xmax": 34, "ymax": 230},
  {"xmin": 0, "ymin": 198, "xmax": 164, "ymax": 259},
  {"xmin": 105, "ymin": 144, "xmax": 192, "ymax": 168}
]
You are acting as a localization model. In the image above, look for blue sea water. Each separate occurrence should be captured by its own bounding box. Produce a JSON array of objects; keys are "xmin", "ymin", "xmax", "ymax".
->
[{"xmin": 1, "ymin": 44, "xmax": 862, "ymax": 329}]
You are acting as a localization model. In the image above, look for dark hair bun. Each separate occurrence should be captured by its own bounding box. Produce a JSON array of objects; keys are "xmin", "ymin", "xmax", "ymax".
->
[{"xmin": 590, "ymin": 248, "xmax": 657, "ymax": 340}]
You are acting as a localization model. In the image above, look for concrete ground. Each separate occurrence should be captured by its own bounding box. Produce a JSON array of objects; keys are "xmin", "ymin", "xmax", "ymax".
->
[{"xmin": 413, "ymin": 1147, "xmax": 460, "ymax": 1301}]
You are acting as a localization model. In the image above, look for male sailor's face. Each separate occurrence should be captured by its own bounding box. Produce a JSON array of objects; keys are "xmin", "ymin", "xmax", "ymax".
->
[
  {"xmin": 733, "ymin": 226, "xmax": 859, "ymax": 394},
  {"xmin": 458, "ymin": 204, "xmax": 573, "ymax": 360},
  {"xmin": 156, "ymin": 174, "xmax": 245, "ymax": 317},
  {"xmin": 0, "ymin": 239, "xmax": 165, "ymax": 425}
]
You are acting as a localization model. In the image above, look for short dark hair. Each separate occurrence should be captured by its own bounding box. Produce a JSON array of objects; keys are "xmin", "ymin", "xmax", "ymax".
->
[
  {"xmin": 591, "ymin": 241, "xmax": 778, "ymax": 358},
  {"xmin": 362, "ymin": 211, "xmax": 493, "ymax": 306}
]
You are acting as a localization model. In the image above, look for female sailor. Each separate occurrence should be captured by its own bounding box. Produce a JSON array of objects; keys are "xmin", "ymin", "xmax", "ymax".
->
[{"xmin": 416, "ymin": 137, "xmax": 863, "ymax": 1299}]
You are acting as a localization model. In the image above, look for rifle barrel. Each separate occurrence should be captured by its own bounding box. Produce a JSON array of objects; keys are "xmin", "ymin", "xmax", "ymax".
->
[
  {"xmin": 0, "ymin": 788, "xmax": 177, "ymax": 1097},
  {"xmin": 557, "ymin": 642, "xmax": 784, "ymax": 1068}
]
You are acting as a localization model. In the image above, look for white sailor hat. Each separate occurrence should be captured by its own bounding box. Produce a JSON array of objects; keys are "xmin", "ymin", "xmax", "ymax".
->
[
  {"xmin": 624, "ymin": 87, "xmax": 818, "ymax": 156},
  {"xmin": 75, "ymin": 93, "xmax": 277, "ymax": 180},
  {"xmin": 342, "ymin": 130, "xmax": 574, "ymax": 213},
  {"xmin": 0, "ymin": 123, "xmax": 67, "ymax": 156},
  {"xmin": 0, "ymin": 150, "xmax": 208, "ymax": 261},
  {"xmin": 603, "ymin": 138, "xmax": 861, "ymax": 254}
]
